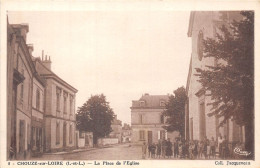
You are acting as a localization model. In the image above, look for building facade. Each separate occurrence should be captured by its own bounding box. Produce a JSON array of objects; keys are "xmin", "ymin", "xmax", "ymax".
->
[
  {"xmin": 131, "ymin": 94, "xmax": 178, "ymax": 144},
  {"xmin": 185, "ymin": 11, "xmax": 245, "ymax": 143},
  {"xmin": 7, "ymin": 21, "xmax": 78, "ymax": 159},
  {"xmin": 34, "ymin": 56, "xmax": 78, "ymax": 152},
  {"xmin": 122, "ymin": 123, "xmax": 132, "ymax": 143},
  {"xmin": 109, "ymin": 115, "xmax": 122, "ymax": 143},
  {"xmin": 7, "ymin": 23, "xmax": 36, "ymax": 160}
]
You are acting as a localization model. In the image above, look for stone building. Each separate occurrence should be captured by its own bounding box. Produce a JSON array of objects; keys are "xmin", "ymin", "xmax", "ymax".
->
[
  {"xmin": 7, "ymin": 22, "xmax": 35, "ymax": 160},
  {"xmin": 109, "ymin": 115, "xmax": 122, "ymax": 143},
  {"xmin": 34, "ymin": 54, "xmax": 78, "ymax": 152},
  {"xmin": 131, "ymin": 94, "xmax": 178, "ymax": 144},
  {"xmin": 185, "ymin": 11, "xmax": 245, "ymax": 143},
  {"xmin": 122, "ymin": 123, "xmax": 132, "ymax": 143}
]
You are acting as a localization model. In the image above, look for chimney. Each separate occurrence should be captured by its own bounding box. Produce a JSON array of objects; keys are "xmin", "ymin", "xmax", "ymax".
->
[
  {"xmin": 41, "ymin": 50, "xmax": 52, "ymax": 70},
  {"xmin": 27, "ymin": 44, "xmax": 34, "ymax": 56},
  {"xmin": 20, "ymin": 24, "xmax": 29, "ymax": 42}
]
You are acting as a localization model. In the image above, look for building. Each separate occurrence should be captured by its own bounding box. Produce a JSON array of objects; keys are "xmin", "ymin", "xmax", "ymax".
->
[
  {"xmin": 31, "ymin": 56, "xmax": 46, "ymax": 156},
  {"xmin": 75, "ymin": 131, "xmax": 93, "ymax": 149},
  {"xmin": 34, "ymin": 53, "xmax": 78, "ymax": 152},
  {"xmin": 185, "ymin": 11, "xmax": 245, "ymax": 143},
  {"xmin": 122, "ymin": 123, "xmax": 132, "ymax": 143},
  {"xmin": 109, "ymin": 115, "xmax": 122, "ymax": 143},
  {"xmin": 7, "ymin": 22, "xmax": 36, "ymax": 160},
  {"xmin": 131, "ymin": 94, "xmax": 179, "ymax": 144}
]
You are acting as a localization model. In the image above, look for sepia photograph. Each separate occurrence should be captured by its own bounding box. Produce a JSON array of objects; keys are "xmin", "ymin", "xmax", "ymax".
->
[{"xmin": 1, "ymin": 1, "xmax": 259, "ymax": 167}]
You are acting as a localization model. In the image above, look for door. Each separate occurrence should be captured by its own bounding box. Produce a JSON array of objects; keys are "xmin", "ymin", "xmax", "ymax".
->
[
  {"xmin": 19, "ymin": 120, "xmax": 25, "ymax": 154},
  {"xmin": 63, "ymin": 122, "xmax": 67, "ymax": 148},
  {"xmin": 148, "ymin": 131, "xmax": 152, "ymax": 145}
]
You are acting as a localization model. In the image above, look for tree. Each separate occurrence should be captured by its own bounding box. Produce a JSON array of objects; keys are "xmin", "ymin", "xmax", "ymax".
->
[
  {"xmin": 195, "ymin": 11, "xmax": 254, "ymax": 157},
  {"xmin": 76, "ymin": 94, "xmax": 115, "ymax": 145},
  {"xmin": 163, "ymin": 86, "xmax": 187, "ymax": 139}
]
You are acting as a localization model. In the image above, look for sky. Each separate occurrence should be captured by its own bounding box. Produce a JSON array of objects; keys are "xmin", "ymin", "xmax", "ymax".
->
[{"xmin": 8, "ymin": 11, "xmax": 191, "ymax": 124}]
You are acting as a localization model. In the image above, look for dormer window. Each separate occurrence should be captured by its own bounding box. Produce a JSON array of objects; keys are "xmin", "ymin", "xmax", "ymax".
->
[
  {"xmin": 139, "ymin": 101, "xmax": 145, "ymax": 107},
  {"xmin": 160, "ymin": 101, "xmax": 165, "ymax": 107}
]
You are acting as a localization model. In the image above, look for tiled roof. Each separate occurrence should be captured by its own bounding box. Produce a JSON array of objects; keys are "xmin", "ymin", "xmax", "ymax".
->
[{"xmin": 131, "ymin": 94, "xmax": 169, "ymax": 108}]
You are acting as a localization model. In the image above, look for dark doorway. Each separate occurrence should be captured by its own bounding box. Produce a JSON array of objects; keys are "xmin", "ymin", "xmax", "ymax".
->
[
  {"xmin": 63, "ymin": 122, "xmax": 67, "ymax": 149},
  {"xmin": 148, "ymin": 131, "xmax": 152, "ymax": 145}
]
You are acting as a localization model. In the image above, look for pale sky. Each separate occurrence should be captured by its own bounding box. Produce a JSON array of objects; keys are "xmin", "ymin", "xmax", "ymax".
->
[{"xmin": 8, "ymin": 11, "xmax": 191, "ymax": 124}]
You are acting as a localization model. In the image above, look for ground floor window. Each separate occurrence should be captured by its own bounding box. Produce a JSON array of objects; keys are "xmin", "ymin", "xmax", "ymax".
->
[
  {"xmin": 69, "ymin": 125, "xmax": 72, "ymax": 144},
  {"xmin": 139, "ymin": 130, "xmax": 145, "ymax": 140},
  {"xmin": 56, "ymin": 122, "xmax": 60, "ymax": 144}
]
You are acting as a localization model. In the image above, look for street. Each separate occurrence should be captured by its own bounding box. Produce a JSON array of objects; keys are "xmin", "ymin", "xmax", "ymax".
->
[{"xmin": 32, "ymin": 143, "xmax": 142, "ymax": 160}]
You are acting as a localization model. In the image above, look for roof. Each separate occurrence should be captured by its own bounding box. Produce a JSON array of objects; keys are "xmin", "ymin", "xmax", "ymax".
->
[
  {"xmin": 187, "ymin": 11, "xmax": 195, "ymax": 37},
  {"xmin": 35, "ymin": 59, "xmax": 78, "ymax": 93},
  {"xmin": 131, "ymin": 94, "xmax": 169, "ymax": 108}
]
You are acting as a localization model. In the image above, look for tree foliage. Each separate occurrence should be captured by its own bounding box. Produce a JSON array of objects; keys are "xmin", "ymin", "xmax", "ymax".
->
[
  {"xmin": 195, "ymin": 11, "xmax": 254, "ymax": 155},
  {"xmin": 163, "ymin": 86, "xmax": 187, "ymax": 139},
  {"xmin": 76, "ymin": 94, "xmax": 115, "ymax": 144}
]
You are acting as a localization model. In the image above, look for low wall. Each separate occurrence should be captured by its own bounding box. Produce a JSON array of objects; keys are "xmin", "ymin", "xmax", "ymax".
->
[{"xmin": 98, "ymin": 138, "xmax": 119, "ymax": 146}]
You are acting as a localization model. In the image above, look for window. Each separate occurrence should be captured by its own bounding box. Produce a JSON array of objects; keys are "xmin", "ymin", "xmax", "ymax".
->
[
  {"xmin": 63, "ymin": 92, "xmax": 68, "ymax": 114},
  {"xmin": 69, "ymin": 125, "xmax": 72, "ymax": 144},
  {"xmin": 160, "ymin": 114, "xmax": 164, "ymax": 124},
  {"xmin": 56, "ymin": 122, "xmax": 60, "ymax": 144},
  {"xmin": 20, "ymin": 69, "xmax": 24, "ymax": 102},
  {"xmin": 56, "ymin": 88, "xmax": 61, "ymax": 112},
  {"xmin": 160, "ymin": 101, "xmax": 165, "ymax": 107},
  {"xmin": 197, "ymin": 30, "xmax": 204, "ymax": 61},
  {"xmin": 139, "ymin": 130, "xmax": 145, "ymax": 140},
  {"xmin": 36, "ymin": 89, "xmax": 40, "ymax": 110},
  {"xmin": 139, "ymin": 101, "xmax": 145, "ymax": 107},
  {"xmin": 70, "ymin": 95, "xmax": 73, "ymax": 114},
  {"xmin": 139, "ymin": 114, "xmax": 144, "ymax": 124},
  {"xmin": 79, "ymin": 131, "xmax": 84, "ymax": 138}
]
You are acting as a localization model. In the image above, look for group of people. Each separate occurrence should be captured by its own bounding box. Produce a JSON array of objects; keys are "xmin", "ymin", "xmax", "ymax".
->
[
  {"xmin": 142, "ymin": 138, "xmax": 173, "ymax": 159},
  {"xmin": 142, "ymin": 135, "xmax": 233, "ymax": 160}
]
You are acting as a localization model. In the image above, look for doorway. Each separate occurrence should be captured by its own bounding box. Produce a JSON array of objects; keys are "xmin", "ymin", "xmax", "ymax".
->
[
  {"xmin": 148, "ymin": 131, "xmax": 152, "ymax": 145},
  {"xmin": 63, "ymin": 122, "xmax": 67, "ymax": 148}
]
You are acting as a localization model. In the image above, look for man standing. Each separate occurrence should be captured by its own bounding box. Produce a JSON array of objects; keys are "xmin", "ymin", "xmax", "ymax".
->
[{"xmin": 142, "ymin": 142, "xmax": 147, "ymax": 159}]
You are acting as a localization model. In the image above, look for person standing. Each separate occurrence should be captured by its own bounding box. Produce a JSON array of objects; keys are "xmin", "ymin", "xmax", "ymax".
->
[
  {"xmin": 165, "ymin": 138, "xmax": 173, "ymax": 158},
  {"xmin": 156, "ymin": 141, "xmax": 162, "ymax": 159},
  {"xmin": 161, "ymin": 139, "xmax": 167, "ymax": 158},
  {"xmin": 218, "ymin": 134, "xmax": 224, "ymax": 158},
  {"xmin": 210, "ymin": 137, "xmax": 216, "ymax": 159},
  {"xmin": 174, "ymin": 140, "xmax": 179, "ymax": 158},
  {"xmin": 142, "ymin": 142, "xmax": 147, "ymax": 159}
]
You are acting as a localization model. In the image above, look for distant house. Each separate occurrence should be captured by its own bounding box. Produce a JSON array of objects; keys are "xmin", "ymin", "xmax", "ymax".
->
[
  {"xmin": 122, "ymin": 123, "xmax": 131, "ymax": 143},
  {"xmin": 185, "ymin": 11, "xmax": 245, "ymax": 143},
  {"xmin": 131, "ymin": 94, "xmax": 179, "ymax": 144},
  {"xmin": 109, "ymin": 115, "xmax": 122, "ymax": 143}
]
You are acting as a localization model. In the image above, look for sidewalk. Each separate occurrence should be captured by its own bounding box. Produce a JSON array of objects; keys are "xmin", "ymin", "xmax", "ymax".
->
[{"xmin": 42, "ymin": 143, "xmax": 127, "ymax": 156}]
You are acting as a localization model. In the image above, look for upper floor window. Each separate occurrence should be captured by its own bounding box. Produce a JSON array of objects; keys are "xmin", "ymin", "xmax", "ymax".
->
[
  {"xmin": 160, "ymin": 101, "xmax": 165, "ymax": 107},
  {"xmin": 197, "ymin": 30, "xmax": 204, "ymax": 61},
  {"xmin": 70, "ymin": 95, "xmax": 73, "ymax": 115},
  {"xmin": 36, "ymin": 88, "xmax": 40, "ymax": 110},
  {"xmin": 160, "ymin": 114, "xmax": 164, "ymax": 124},
  {"xmin": 63, "ymin": 92, "xmax": 68, "ymax": 114},
  {"xmin": 139, "ymin": 114, "xmax": 144, "ymax": 124},
  {"xmin": 20, "ymin": 69, "xmax": 24, "ymax": 102},
  {"xmin": 56, "ymin": 87, "xmax": 61, "ymax": 112}
]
